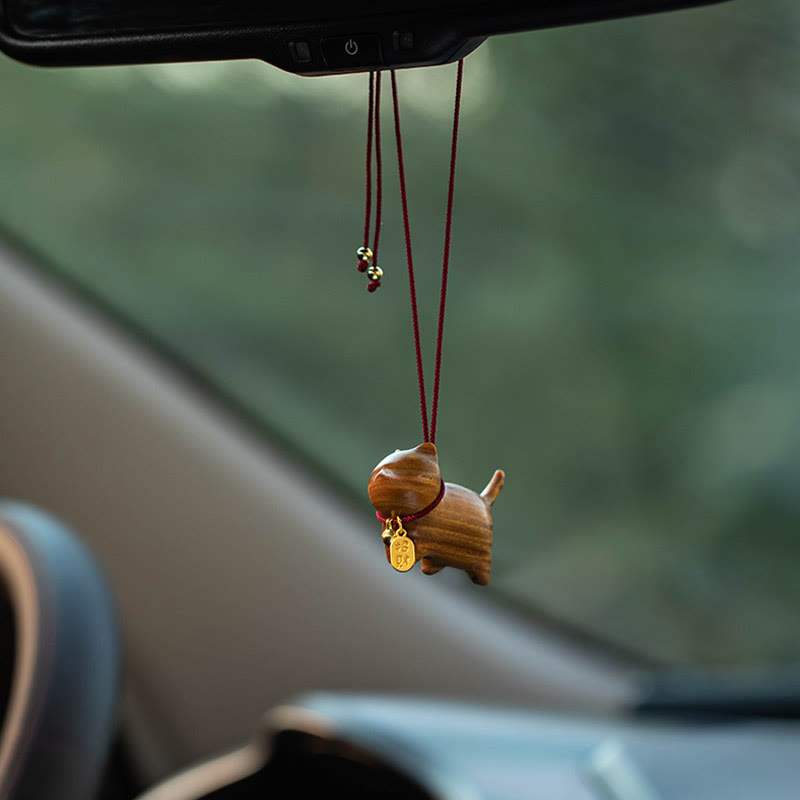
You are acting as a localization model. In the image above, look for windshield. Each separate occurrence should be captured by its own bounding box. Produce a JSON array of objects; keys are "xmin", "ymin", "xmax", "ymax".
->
[{"xmin": 1, "ymin": 0, "xmax": 798, "ymax": 669}]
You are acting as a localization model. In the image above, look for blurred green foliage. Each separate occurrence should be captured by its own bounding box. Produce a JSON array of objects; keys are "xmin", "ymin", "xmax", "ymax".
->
[{"xmin": 1, "ymin": 0, "xmax": 800, "ymax": 667}]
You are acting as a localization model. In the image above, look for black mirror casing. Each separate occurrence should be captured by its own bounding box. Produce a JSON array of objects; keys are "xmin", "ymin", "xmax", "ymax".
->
[{"xmin": 0, "ymin": 1, "xmax": 731, "ymax": 73}]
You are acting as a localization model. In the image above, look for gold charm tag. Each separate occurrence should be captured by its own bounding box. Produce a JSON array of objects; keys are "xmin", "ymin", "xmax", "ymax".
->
[{"xmin": 389, "ymin": 525, "xmax": 415, "ymax": 573}]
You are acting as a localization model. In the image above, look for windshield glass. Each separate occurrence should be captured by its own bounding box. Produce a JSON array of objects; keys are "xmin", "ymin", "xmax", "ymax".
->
[{"xmin": 1, "ymin": 0, "xmax": 798, "ymax": 668}]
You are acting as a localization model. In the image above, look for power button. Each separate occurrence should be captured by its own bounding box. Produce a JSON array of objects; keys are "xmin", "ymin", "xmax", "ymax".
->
[{"xmin": 322, "ymin": 34, "xmax": 382, "ymax": 69}]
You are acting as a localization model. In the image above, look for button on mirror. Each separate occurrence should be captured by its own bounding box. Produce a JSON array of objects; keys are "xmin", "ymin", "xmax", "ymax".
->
[{"xmin": 322, "ymin": 34, "xmax": 382, "ymax": 68}]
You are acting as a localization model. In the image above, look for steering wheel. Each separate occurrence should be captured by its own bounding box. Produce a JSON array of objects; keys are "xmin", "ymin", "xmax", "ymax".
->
[{"xmin": 0, "ymin": 502, "xmax": 118, "ymax": 800}]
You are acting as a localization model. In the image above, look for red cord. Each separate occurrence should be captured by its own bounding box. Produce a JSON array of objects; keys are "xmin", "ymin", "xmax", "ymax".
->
[
  {"xmin": 363, "ymin": 71, "xmax": 374, "ymax": 250},
  {"xmin": 391, "ymin": 69, "xmax": 430, "ymax": 443},
  {"xmin": 372, "ymin": 72, "xmax": 383, "ymax": 263},
  {"xmin": 431, "ymin": 58, "xmax": 464, "ymax": 444},
  {"xmin": 391, "ymin": 61, "xmax": 464, "ymax": 445},
  {"xmin": 361, "ymin": 72, "xmax": 383, "ymax": 289}
]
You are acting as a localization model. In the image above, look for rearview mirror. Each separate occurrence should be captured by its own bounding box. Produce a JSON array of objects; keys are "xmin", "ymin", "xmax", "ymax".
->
[{"xmin": 1, "ymin": 1, "xmax": 730, "ymax": 74}]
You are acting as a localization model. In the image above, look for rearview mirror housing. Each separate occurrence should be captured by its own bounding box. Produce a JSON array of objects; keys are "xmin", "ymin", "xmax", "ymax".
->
[{"xmin": 0, "ymin": 1, "xmax": 730, "ymax": 74}]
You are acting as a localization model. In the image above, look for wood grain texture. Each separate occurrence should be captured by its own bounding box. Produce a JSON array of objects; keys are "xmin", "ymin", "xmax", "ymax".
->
[{"xmin": 368, "ymin": 443, "xmax": 504, "ymax": 586}]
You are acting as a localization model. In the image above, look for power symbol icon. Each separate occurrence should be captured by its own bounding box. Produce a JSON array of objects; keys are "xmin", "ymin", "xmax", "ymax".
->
[{"xmin": 344, "ymin": 38, "xmax": 359, "ymax": 56}]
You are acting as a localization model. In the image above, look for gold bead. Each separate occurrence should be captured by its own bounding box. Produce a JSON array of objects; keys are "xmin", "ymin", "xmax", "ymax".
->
[
  {"xmin": 357, "ymin": 247, "xmax": 373, "ymax": 262},
  {"xmin": 367, "ymin": 264, "xmax": 383, "ymax": 280}
]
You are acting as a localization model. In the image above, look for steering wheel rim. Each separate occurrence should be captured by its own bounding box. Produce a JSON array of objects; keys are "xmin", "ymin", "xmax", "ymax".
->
[{"xmin": 0, "ymin": 502, "xmax": 119, "ymax": 800}]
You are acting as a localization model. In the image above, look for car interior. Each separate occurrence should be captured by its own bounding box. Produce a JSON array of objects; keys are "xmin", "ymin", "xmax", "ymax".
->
[{"xmin": 1, "ymin": 0, "xmax": 799, "ymax": 798}]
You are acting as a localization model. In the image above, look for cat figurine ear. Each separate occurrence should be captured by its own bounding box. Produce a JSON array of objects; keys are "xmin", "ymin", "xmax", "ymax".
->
[{"xmin": 368, "ymin": 443, "xmax": 503, "ymax": 586}]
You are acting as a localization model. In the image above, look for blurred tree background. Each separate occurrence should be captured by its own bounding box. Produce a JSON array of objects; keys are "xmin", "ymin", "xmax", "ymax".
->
[{"xmin": 1, "ymin": 0, "xmax": 799, "ymax": 667}]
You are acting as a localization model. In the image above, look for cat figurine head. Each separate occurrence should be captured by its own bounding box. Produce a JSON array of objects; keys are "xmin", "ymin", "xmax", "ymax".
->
[{"xmin": 368, "ymin": 442, "xmax": 442, "ymax": 518}]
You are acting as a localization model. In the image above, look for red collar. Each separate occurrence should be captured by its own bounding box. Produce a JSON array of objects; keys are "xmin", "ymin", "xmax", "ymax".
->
[{"xmin": 375, "ymin": 479, "xmax": 446, "ymax": 525}]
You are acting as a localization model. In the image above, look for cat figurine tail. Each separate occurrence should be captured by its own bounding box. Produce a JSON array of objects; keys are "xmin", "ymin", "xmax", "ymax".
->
[
  {"xmin": 481, "ymin": 470, "xmax": 504, "ymax": 507},
  {"xmin": 368, "ymin": 442, "xmax": 504, "ymax": 586}
]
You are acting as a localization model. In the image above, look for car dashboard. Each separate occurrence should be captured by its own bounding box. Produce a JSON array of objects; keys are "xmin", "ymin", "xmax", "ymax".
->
[{"xmin": 140, "ymin": 694, "xmax": 800, "ymax": 800}]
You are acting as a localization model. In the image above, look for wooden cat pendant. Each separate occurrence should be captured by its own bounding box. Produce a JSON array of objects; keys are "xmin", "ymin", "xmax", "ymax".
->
[{"xmin": 368, "ymin": 443, "xmax": 504, "ymax": 586}]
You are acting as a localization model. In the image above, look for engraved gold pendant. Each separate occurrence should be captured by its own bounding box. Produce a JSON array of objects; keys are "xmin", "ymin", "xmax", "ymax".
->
[
  {"xmin": 385, "ymin": 518, "xmax": 416, "ymax": 573},
  {"xmin": 390, "ymin": 532, "xmax": 415, "ymax": 572}
]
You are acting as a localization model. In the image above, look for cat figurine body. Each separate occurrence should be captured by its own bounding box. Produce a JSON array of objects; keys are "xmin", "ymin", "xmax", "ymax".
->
[{"xmin": 368, "ymin": 443, "xmax": 504, "ymax": 586}]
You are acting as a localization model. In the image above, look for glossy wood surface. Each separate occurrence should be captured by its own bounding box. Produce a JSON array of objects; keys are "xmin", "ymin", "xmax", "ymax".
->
[{"xmin": 368, "ymin": 443, "xmax": 504, "ymax": 585}]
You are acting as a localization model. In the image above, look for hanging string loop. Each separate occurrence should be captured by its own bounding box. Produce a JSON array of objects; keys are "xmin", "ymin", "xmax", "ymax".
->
[{"xmin": 390, "ymin": 60, "xmax": 465, "ymax": 445}]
